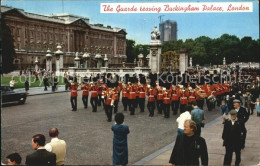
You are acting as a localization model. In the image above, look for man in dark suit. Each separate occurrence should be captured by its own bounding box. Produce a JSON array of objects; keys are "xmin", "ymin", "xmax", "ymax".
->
[
  {"xmin": 25, "ymin": 134, "xmax": 56, "ymax": 166},
  {"xmin": 222, "ymin": 110, "xmax": 246, "ymax": 166},
  {"xmin": 233, "ymin": 99, "xmax": 249, "ymax": 149}
]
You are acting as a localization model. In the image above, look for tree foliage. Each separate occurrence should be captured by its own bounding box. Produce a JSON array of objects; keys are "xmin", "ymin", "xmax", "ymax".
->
[
  {"xmin": 161, "ymin": 34, "xmax": 259, "ymax": 65},
  {"xmin": 1, "ymin": 15, "xmax": 15, "ymax": 74}
]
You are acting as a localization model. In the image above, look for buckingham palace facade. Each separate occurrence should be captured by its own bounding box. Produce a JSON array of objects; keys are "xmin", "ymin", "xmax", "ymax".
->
[{"xmin": 1, "ymin": 6, "xmax": 127, "ymax": 70}]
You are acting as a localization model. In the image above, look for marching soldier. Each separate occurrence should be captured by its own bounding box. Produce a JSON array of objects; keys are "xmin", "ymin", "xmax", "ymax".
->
[
  {"xmin": 163, "ymin": 89, "xmax": 171, "ymax": 118},
  {"xmin": 157, "ymin": 89, "xmax": 164, "ymax": 114},
  {"xmin": 104, "ymin": 89, "xmax": 114, "ymax": 122},
  {"xmin": 81, "ymin": 83, "xmax": 89, "ymax": 108},
  {"xmin": 171, "ymin": 87, "xmax": 180, "ymax": 115},
  {"xmin": 69, "ymin": 82, "xmax": 78, "ymax": 111},
  {"xmin": 147, "ymin": 88, "xmax": 156, "ymax": 117},
  {"xmin": 90, "ymin": 83, "xmax": 98, "ymax": 112},
  {"xmin": 97, "ymin": 83, "xmax": 103, "ymax": 106},
  {"xmin": 128, "ymin": 85, "xmax": 136, "ymax": 115},
  {"xmin": 179, "ymin": 87, "xmax": 188, "ymax": 114},
  {"xmin": 139, "ymin": 85, "xmax": 146, "ymax": 112},
  {"xmin": 122, "ymin": 86, "xmax": 129, "ymax": 111},
  {"xmin": 112, "ymin": 87, "xmax": 119, "ymax": 113}
]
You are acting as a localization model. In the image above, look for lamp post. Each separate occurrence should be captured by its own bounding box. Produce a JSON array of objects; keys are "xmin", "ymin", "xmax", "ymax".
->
[{"xmin": 46, "ymin": 48, "xmax": 52, "ymax": 73}]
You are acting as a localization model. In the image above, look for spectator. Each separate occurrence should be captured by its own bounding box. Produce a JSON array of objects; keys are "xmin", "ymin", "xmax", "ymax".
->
[
  {"xmin": 9, "ymin": 78, "xmax": 15, "ymax": 90},
  {"xmin": 176, "ymin": 105, "xmax": 192, "ymax": 135},
  {"xmin": 25, "ymin": 134, "xmax": 56, "ymax": 166},
  {"xmin": 220, "ymin": 100, "xmax": 229, "ymax": 123},
  {"xmin": 191, "ymin": 101, "xmax": 205, "ymax": 136},
  {"xmin": 169, "ymin": 119, "xmax": 208, "ymax": 166},
  {"xmin": 6, "ymin": 153, "xmax": 22, "ymax": 165},
  {"xmin": 25, "ymin": 78, "xmax": 29, "ymax": 94},
  {"xmin": 43, "ymin": 75, "xmax": 49, "ymax": 91},
  {"xmin": 111, "ymin": 113, "xmax": 130, "ymax": 165},
  {"xmin": 45, "ymin": 128, "xmax": 66, "ymax": 165},
  {"xmin": 222, "ymin": 110, "xmax": 246, "ymax": 166}
]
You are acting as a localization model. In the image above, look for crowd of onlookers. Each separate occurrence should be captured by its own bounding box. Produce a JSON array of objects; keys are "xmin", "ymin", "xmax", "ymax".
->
[{"xmin": 2, "ymin": 128, "xmax": 66, "ymax": 166}]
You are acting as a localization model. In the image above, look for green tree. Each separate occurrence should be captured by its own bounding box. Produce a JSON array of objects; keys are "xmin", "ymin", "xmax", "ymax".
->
[
  {"xmin": 1, "ymin": 15, "xmax": 15, "ymax": 74},
  {"xmin": 126, "ymin": 39, "xmax": 136, "ymax": 63}
]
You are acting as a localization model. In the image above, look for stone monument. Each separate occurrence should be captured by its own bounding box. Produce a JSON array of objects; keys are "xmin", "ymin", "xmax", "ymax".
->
[{"xmin": 149, "ymin": 25, "xmax": 162, "ymax": 73}]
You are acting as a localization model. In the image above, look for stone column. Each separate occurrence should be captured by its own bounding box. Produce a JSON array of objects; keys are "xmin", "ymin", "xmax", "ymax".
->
[
  {"xmin": 35, "ymin": 57, "xmax": 39, "ymax": 71},
  {"xmin": 74, "ymin": 52, "xmax": 80, "ymax": 68},
  {"xmin": 149, "ymin": 26, "xmax": 162, "ymax": 73},
  {"xmin": 46, "ymin": 49, "xmax": 52, "ymax": 73},
  {"xmin": 179, "ymin": 51, "xmax": 188, "ymax": 74}
]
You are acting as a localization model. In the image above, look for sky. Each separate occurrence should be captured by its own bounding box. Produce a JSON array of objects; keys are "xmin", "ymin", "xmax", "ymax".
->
[{"xmin": 2, "ymin": 0, "xmax": 259, "ymax": 44}]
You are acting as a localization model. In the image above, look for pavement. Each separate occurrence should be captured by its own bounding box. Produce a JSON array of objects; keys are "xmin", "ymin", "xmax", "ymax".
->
[
  {"xmin": 4, "ymin": 86, "xmax": 260, "ymax": 165},
  {"xmin": 14, "ymin": 85, "xmax": 67, "ymax": 96},
  {"xmin": 134, "ymin": 113, "xmax": 260, "ymax": 166}
]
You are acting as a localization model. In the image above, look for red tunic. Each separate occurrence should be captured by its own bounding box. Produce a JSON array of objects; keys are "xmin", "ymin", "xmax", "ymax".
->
[
  {"xmin": 70, "ymin": 85, "xmax": 78, "ymax": 97},
  {"xmin": 180, "ymin": 97, "xmax": 188, "ymax": 105}
]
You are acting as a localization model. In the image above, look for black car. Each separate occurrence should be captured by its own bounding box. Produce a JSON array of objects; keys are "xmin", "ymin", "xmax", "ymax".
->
[{"xmin": 1, "ymin": 84, "xmax": 27, "ymax": 104}]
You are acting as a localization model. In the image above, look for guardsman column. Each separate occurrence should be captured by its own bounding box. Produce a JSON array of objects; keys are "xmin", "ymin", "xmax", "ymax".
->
[{"xmin": 149, "ymin": 25, "xmax": 162, "ymax": 73}]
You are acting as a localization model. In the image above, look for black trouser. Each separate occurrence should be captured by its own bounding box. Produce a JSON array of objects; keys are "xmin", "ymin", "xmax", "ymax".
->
[
  {"xmin": 122, "ymin": 97, "xmax": 128, "ymax": 111},
  {"xmin": 52, "ymin": 86, "xmax": 55, "ymax": 92},
  {"xmin": 249, "ymin": 103, "xmax": 255, "ymax": 114},
  {"xmin": 147, "ymin": 102, "xmax": 155, "ymax": 116},
  {"xmin": 129, "ymin": 99, "xmax": 135, "ymax": 115},
  {"xmin": 180, "ymin": 104, "xmax": 186, "ymax": 114},
  {"xmin": 44, "ymin": 84, "xmax": 48, "ymax": 91},
  {"xmin": 197, "ymin": 99, "xmax": 204, "ymax": 109},
  {"xmin": 98, "ymin": 94, "xmax": 102, "ymax": 106},
  {"xmin": 82, "ymin": 95, "xmax": 88, "ymax": 108},
  {"xmin": 224, "ymin": 146, "xmax": 241, "ymax": 166},
  {"xmin": 90, "ymin": 97, "xmax": 98, "ymax": 112},
  {"xmin": 139, "ymin": 98, "xmax": 145, "ymax": 112},
  {"xmin": 114, "ymin": 100, "xmax": 119, "ymax": 113},
  {"xmin": 157, "ymin": 100, "xmax": 163, "ymax": 114},
  {"xmin": 195, "ymin": 123, "xmax": 202, "ymax": 136},
  {"xmin": 70, "ymin": 97, "xmax": 77, "ymax": 110},
  {"xmin": 206, "ymin": 99, "xmax": 215, "ymax": 111},
  {"xmin": 163, "ymin": 104, "xmax": 170, "ymax": 118},
  {"xmin": 171, "ymin": 100, "xmax": 179, "ymax": 114},
  {"xmin": 216, "ymin": 95, "xmax": 222, "ymax": 106},
  {"xmin": 104, "ymin": 105, "xmax": 112, "ymax": 121},
  {"xmin": 135, "ymin": 97, "xmax": 139, "ymax": 108}
]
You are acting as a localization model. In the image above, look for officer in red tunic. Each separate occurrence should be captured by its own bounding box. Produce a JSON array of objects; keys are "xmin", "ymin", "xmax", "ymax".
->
[
  {"xmin": 69, "ymin": 82, "xmax": 78, "ymax": 111},
  {"xmin": 157, "ymin": 89, "xmax": 164, "ymax": 114},
  {"xmin": 139, "ymin": 86, "xmax": 146, "ymax": 112},
  {"xmin": 81, "ymin": 83, "xmax": 89, "ymax": 108},
  {"xmin": 128, "ymin": 85, "xmax": 136, "ymax": 115},
  {"xmin": 112, "ymin": 87, "xmax": 119, "ymax": 113},
  {"xmin": 122, "ymin": 86, "xmax": 129, "ymax": 111},
  {"xmin": 171, "ymin": 87, "xmax": 180, "ymax": 115},
  {"xmin": 97, "ymin": 83, "xmax": 103, "ymax": 106},
  {"xmin": 179, "ymin": 88, "xmax": 188, "ymax": 113},
  {"xmin": 147, "ymin": 88, "xmax": 155, "ymax": 117},
  {"xmin": 90, "ymin": 83, "xmax": 98, "ymax": 112},
  {"xmin": 163, "ymin": 90, "xmax": 171, "ymax": 118},
  {"xmin": 104, "ymin": 89, "xmax": 113, "ymax": 122}
]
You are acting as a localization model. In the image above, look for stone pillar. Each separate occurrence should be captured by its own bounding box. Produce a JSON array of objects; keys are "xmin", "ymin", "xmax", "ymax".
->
[
  {"xmin": 74, "ymin": 52, "xmax": 80, "ymax": 68},
  {"xmin": 55, "ymin": 44, "xmax": 63, "ymax": 73},
  {"xmin": 104, "ymin": 54, "xmax": 108, "ymax": 68},
  {"xmin": 46, "ymin": 49, "xmax": 52, "ymax": 73},
  {"xmin": 149, "ymin": 26, "xmax": 162, "ymax": 73},
  {"xmin": 35, "ymin": 57, "xmax": 39, "ymax": 71},
  {"xmin": 179, "ymin": 51, "xmax": 188, "ymax": 74},
  {"xmin": 149, "ymin": 42, "xmax": 162, "ymax": 73},
  {"xmin": 223, "ymin": 57, "xmax": 226, "ymax": 66},
  {"xmin": 189, "ymin": 57, "xmax": 193, "ymax": 67}
]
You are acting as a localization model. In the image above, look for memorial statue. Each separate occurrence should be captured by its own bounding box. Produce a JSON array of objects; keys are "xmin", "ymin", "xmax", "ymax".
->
[{"xmin": 151, "ymin": 25, "xmax": 160, "ymax": 40}]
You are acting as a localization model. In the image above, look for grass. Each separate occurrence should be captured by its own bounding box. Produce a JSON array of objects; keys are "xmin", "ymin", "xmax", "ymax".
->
[{"xmin": 1, "ymin": 76, "xmax": 66, "ymax": 89}]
